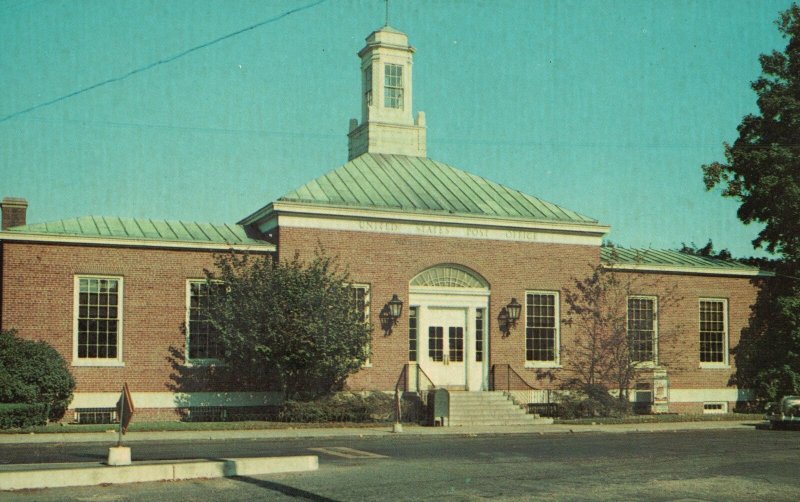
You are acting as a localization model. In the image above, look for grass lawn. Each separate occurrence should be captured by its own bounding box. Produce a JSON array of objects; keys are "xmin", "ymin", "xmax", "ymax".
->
[
  {"xmin": 0, "ymin": 412, "xmax": 766, "ymax": 434},
  {"xmin": 554, "ymin": 413, "xmax": 764, "ymax": 425},
  {"xmin": 0, "ymin": 420, "xmax": 392, "ymax": 434}
]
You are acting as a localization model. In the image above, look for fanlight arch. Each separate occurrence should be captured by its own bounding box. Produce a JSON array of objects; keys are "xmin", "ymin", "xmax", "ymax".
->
[{"xmin": 410, "ymin": 264, "xmax": 489, "ymax": 289}]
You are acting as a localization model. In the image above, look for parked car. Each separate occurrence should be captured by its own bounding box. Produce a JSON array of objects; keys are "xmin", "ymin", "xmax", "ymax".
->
[{"xmin": 765, "ymin": 395, "xmax": 800, "ymax": 428}]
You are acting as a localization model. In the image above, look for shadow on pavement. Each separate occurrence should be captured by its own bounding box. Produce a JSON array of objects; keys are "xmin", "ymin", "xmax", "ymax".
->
[{"xmin": 229, "ymin": 475, "xmax": 340, "ymax": 501}]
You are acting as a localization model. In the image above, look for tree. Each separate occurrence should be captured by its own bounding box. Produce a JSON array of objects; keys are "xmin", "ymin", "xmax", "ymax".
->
[
  {"xmin": 0, "ymin": 329, "xmax": 75, "ymax": 420},
  {"xmin": 702, "ymin": 5, "xmax": 800, "ymax": 260},
  {"xmin": 702, "ymin": 4, "xmax": 800, "ymax": 401},
  {"xmin": 562, "ymin": 257, "xmax": 681, "ymax": 407},
  {"xmin": 678, "ymin": 240, "xmax": 733, "ymax": 261},
  {"xmin": 204, "ymin": 250, "xmax": 371, "ymax": 401}
]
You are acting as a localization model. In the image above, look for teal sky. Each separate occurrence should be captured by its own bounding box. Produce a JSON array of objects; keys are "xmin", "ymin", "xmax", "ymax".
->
[{"xmin": 0, "ymin": 0, "xmax": 791, "ymax": 257}]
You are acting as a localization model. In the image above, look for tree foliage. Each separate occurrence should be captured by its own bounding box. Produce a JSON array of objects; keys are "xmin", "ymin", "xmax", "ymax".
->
[
  {"xmin": 0, "ymin": 329, "xmax": 75, "ymax": 420},
  {"xmin": 730, "ymin": 263, "xmax": 800, "ymax": 402},
  {"xmin": 562, "ymin": 258, "xmax": 681, "ymax": 404},
  {"xmin": 205, "ymin": 250, "xmax": 371, "ymax": 400},
  {"xmin": 702, "ymin": 5, "xmax": 800, "ymax": 401},
  {"xmin": 678, "ymin": 240, "xmax": 733, "ymax": 261},
  {"xmin": 702, "ymin": 5, "xmax": 800, "ymax": 259}
]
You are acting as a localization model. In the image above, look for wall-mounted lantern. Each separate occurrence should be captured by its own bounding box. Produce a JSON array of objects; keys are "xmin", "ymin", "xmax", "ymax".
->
[
  {"xmin": 499, "ymin": 297, "xmax": 522, "ymax": 336},
  {"xmin": 380, "ymin": 294, "xmax": 403, "ymax": 335},
  {"xmin": 506, "ymin": 298, "xmax": 522, "ymax": 327}
]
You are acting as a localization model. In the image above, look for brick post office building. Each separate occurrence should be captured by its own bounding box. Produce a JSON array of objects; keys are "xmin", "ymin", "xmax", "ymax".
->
[{"xmin": 0, "ymin": 26, "xmax": 768, "ymax": 421}]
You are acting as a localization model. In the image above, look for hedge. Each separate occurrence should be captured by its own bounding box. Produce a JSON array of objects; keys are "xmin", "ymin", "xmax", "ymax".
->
[{"xmin": 0, "ymin": 403, "xmax": 50, "ymax": 429}]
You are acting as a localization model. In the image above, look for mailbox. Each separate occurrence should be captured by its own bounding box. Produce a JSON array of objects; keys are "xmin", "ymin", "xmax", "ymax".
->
[{"xmin": 431, "ymin": 388, "xmax": 449, "ymax": 426}]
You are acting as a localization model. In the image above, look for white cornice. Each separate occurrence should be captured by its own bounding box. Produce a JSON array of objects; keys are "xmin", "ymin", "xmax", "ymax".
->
[
  {"xmin": 602, "ymin": 262, "xmax": 771, "ymax": 277},
  {"xmin": 248, "ymin": 201, "xmax": 608, "ymax": 247},
  {"xmin": 0, "ymin": 231, "xmax": 275, "ymax": 253},
  {"xmin": 257, "ymin": 201, "xmax": 607, "ymax": 235}
]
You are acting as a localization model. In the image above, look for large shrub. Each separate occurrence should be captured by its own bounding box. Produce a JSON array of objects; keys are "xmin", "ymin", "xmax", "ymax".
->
[
  {"xmin": 0, "ymin": 329, "xmax": 75, "ymax": 420},
  {"xmin": 0, "ymin": 403, "xmax": 49, "ymax": 428},
  {"xmin": 206, "ymin": 250, "xmax": 372, "ymax": 400}
]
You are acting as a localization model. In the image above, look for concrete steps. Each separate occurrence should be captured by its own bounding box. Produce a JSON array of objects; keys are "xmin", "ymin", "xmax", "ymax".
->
[{"xmin": 446, "ymin": 391, "xmax": 553, "ymax": 426}]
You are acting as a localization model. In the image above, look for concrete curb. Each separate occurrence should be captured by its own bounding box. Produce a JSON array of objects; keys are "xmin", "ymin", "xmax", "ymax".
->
[{"xmin": 0, "ymin": 455, "xmax": 318, "ymax": 491}]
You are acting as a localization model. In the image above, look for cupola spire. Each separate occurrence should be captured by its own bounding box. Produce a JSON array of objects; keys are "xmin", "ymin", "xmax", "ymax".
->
[{"xmin": 347, "ymin": 26, "xmax": 426, "ymax": 160}]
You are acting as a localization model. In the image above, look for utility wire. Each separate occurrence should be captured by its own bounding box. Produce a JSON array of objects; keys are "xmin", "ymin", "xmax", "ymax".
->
[{"xmin": 0, "ymin": 0, "xmax": 328, "ymax": 124}]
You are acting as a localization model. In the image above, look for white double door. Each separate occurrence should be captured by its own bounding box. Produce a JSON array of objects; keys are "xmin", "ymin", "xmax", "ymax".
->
[{"xmin": 414, "ymin": 298, "xmax": 488, "ymax": 391}]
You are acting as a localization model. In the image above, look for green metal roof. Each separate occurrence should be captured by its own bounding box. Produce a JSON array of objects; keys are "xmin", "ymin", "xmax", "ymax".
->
[
  {"xmin": 277, "ymin": 153, "xmax": 598, "ymax": 224},
  {"xmin": 5, "ymin": 216, "xmax": 271, "ymax": 247},
  {"xmin": 601, "ymin": 247, "xmax": 760, "ymax": 273}
]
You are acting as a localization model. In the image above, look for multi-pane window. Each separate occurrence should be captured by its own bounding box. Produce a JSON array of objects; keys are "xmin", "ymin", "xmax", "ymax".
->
[
  {"xmin": 187, "ymin": 281, "xmax": 224, "ymax": 361},
  {"xmin": 75, "ymin": 277, "xmax": 121, "ymax": 362},
  {"xmin": 449, "ymin": 327, "xmax": 464, "ymax": 362},
  {"xmin": 351, "ymin": 285, "xmax": 370, "ymax": 364},
  {"xmin": 384, "ymin": 63, "xmax": 403, "ymax": 108},
  {"xmin": 628, "ymin": 297, "xmax": 656, "ymax": 363},
  {"xmin": 526, "ymin": 292, "xmax": 559, "ymax": 363},
  {"xmin": 363, "ymin": 65, "xmax": 373, "ymax": 106},
  {"xmin": 475, "ymin": 308, "xmax": 485, "ymax": 362},
  {"xmin": 700, "ymin": 299, "xmax": 727, "ymax": 364},
  {"xmin": 408, "ymin": 306, "xmax": 418, "ymax": 362},
  {"xmin": 429, "ymin": 326, "xmax": 443, "ymax": 362},
  {"xmin": 351, "ymin": 286, "xmax": 368, "ymax": 322}
]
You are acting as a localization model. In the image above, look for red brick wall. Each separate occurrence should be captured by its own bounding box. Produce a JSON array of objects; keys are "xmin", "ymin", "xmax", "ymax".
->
[
  {"xmin": 1, "ymin": 229, "xmax": 763, "ymax": 412},
  {"xmin": 276, "ymin": 225, "xmax": 601, "ymax": 390},
  {"xmin": 0, "ymin": 241, "xmax": 245, "ymax": 395},
  {"xmin": 278, "ymin": 226, "xmax": 761, "ymax": 403}
]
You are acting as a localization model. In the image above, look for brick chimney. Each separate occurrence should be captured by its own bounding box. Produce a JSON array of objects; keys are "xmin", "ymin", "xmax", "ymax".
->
[{"xmin": 1, "ymin": 197, "xmax": 28, "ymax": 230}]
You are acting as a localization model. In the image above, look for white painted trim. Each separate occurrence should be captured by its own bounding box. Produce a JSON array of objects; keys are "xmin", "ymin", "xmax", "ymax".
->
[
  {"xmin": 409, "ymin": 286, "xmax": 489, "ymax": 296},
  {"xmin": 524, "ymin": 290, "xmax": 561, "ymax": 366},
  {"xmin": 699, "ymin": 298, "xmax": 729, "ymax": 367},
  {"xmin": 245, "ymin": 201, "xmax": 608, "ymax": 246},
  {"xmin": 69, "ymin": 391, "xmax": 284, "ymax": 409},
  {"xmin": 0, "ymin": 231, "xmax": 275, "ymax": 252},
  {"xmin": 73, "ymin": 275, "xmax": 124, "ymax": 366},
  {"xmin": 603, "ymin": 262, "xmax": 767, "ymax": 277},
  {"xmin": 668, "ymin": 388, "xmax": 752, "ymax": 402}
]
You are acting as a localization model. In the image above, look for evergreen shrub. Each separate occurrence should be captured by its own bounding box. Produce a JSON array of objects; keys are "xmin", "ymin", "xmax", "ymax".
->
[{"xmin": 0, "ymin": 329, "xmax": 75, "ymax": 421}]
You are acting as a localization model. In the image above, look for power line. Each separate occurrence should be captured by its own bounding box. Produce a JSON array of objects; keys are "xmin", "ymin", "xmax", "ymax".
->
[{"xmin": 0, "ymin": 0, "xmax": 328, "ymax": 124}]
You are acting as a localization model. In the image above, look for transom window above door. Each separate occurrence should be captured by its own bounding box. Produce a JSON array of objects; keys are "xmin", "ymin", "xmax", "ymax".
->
[{"xmin": 410, "ymin": 265, "xmax": 488, "ymax": 289}]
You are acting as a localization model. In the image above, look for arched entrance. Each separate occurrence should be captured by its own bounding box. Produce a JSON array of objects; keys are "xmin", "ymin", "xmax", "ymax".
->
[{"xmin": 409, "ymin": 264, "xmax": 490, "ymax": 391}]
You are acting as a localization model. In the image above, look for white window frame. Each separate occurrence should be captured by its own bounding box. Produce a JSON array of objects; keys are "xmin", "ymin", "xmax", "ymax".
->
[
  {"xmin": 352, "ymin": 284, "xmax": 371, "ymax": 367},
  {"xmin": 699, "ymin": 298, "xmax": 729, "ymax": 368},
  {"xmin": 383, "ymin": 63, "xmax": 404, "ymax": 109},
  {"xmin": 627, "ymin": 295, "xmax": 658, "ymax": 367},
  {"xmin": 408, "ymin": 305, "xmax": 419, "ymax": 362},
  {"xmin": 524, "ymin": 290, "xmax": 561, "ymax": 368},
  {"xmin": 73, "ymin": 275, "xmax": 124, "ymax": 367},
  {"xmin": 185, "ymin": 279, "xmax": 225, "ymax": 366}
]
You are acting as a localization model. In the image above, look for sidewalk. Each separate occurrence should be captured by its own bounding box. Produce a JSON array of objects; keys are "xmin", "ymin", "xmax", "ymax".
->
[{"xmin": 0, "ymin": 419, "xmax": 761, "ymax": 445}]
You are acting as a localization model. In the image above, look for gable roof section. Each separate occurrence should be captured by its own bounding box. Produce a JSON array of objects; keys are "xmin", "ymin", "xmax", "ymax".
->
[
  {"xmin": 601, "ymin": 247, "xmax": 769, "ymax": 277},
  {"xmin": 270, "ymin": 153, "xmax": 598, "ymax": 224},
  {"xmin": 1, "ymin": 216, "xmax": 274, "ymax": 252}
]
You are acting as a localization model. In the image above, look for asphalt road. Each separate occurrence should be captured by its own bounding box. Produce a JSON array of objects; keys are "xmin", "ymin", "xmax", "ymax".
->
[{"xmin": 2, "ymin": 428, "xmax": 799, "ymax": 501}]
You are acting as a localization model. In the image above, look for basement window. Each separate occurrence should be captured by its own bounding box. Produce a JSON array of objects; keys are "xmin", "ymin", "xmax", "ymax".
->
[
  {"xmin": 75, "ymin": 407, "xmax": 117, "ymax": 424},
  {"xmin": 703, "ymin": 402, "xmax": 727, "ymax": 414}
]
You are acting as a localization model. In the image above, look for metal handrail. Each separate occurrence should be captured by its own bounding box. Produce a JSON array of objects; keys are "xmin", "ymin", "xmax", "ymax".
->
[
  {"xmin": 490, "ymin": 363, "xmax": 536, "ymax": 392},
  {"xmin": 394, "ymin": 363, "xmax": 437, "ymax": 393}
]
